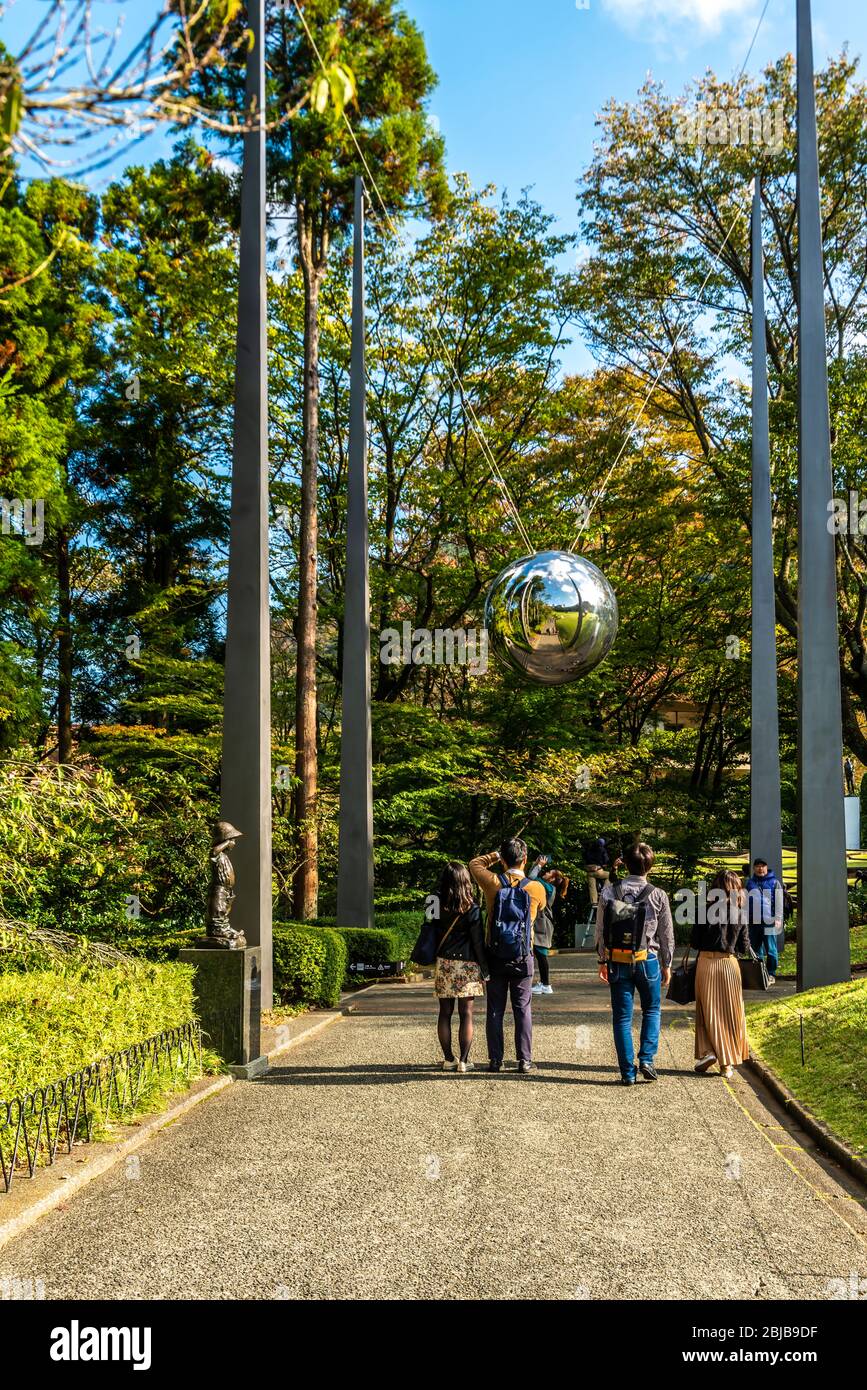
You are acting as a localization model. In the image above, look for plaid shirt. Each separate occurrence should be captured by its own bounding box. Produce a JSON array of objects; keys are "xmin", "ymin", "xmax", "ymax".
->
[{"xmin": 596, "ymin": 875, "xmax": 675, "ymax": 968}]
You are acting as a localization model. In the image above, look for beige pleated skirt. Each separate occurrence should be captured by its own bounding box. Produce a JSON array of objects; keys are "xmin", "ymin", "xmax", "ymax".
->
[{"xmin": 694, "ymin": 952, "xmax": 749, "ymax": 1066}]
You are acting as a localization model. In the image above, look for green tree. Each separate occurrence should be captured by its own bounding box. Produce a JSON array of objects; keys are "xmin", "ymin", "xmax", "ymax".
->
[
  {"xmin": 272, "ymin": 0, "xmax": 445, "ymax": 918},
  {"xmin": 574, "ymin": 52, "xmax": 867, "ymax": 759},
  {"xmin": 0, "ymin": 170, "xmax": 103, "ymax": 757},
  {"xmin": 82, "ymin": 142, "xmax": 237, "ymax": 732}
]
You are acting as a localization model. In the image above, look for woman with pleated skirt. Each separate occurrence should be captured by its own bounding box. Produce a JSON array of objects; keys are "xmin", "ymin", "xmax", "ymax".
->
[{"xmin": 690, "ymin": 869, "xmax": 750, "ymax": 1078}]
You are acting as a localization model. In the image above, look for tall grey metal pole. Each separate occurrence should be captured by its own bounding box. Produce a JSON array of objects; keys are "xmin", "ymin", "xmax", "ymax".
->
[
  {"xmin": 336, "ymin": 178, "xmax": 374, "ymax": 930},
  {"xmin": 750, "ymin": 176, "xmax": 783, "ymax": 884},
  {"xmin": 796, "ymin": 0, "xmax": 850, "ymax": 988},
  {"xmin": 221, "ymin": 0, "xmax": 273, "ymax": 1003}
]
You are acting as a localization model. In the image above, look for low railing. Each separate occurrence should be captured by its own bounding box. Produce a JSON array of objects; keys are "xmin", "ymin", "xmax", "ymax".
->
[{"xmin": 0, "ymin": 1022, "xmax": 201, "ymax": 1193}]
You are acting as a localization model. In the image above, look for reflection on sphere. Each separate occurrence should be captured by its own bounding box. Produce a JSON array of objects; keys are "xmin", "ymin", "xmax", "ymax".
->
[{"xmin": 484, "ymin": 550, "xmax": 618, "ymax": 686}]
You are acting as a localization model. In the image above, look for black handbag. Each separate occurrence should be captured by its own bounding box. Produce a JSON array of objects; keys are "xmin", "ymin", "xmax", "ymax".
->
[
  {"xmin": 666, "ymin": 947, "xmax": 697, "ymax": 1005},
  {"xmin": 738, "ymin": 944, "xmax": 771, "ymax": 992}
]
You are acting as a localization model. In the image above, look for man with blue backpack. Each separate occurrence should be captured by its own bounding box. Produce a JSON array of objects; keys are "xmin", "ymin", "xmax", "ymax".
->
[{"xmin": 469, "ymin": 839, "xmax": 548, "ymax": 1072}]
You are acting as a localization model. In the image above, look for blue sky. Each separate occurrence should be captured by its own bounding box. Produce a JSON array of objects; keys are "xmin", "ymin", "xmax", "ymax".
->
[
  {"xmin": 8, "ymin": 2, "xmax": 865, "ymax": 205},
  {"xmin": 5, "ymin": 0, "xmax": 867, "ymax": 373},
  {"xmin": 407, "ymin": 0, "xmax": 867, "ymax": 370},
  {"xmin": 408, "ymin": 0, "xmax": 867, "ymax": 239}
]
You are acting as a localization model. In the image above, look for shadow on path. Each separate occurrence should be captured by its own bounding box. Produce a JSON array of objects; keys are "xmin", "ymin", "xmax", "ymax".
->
[{"xmin": 255, "ymin": 1059, "xmax": 691, "ymax": 1088}]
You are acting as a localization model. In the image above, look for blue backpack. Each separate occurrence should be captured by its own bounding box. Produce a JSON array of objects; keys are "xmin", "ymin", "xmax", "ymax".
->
[{"xmin": 488, "ymin": 873, "xmax": 533, "ymax": 973}]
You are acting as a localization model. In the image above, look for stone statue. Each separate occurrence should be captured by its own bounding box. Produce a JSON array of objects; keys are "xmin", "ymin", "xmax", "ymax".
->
[
  {"xmin": 202, "ymin": 821, "xmax": 246, "ymax": 949},
  {"xmin": 844, "ymin": 757, "xmax": 856, "ymax": 797}
]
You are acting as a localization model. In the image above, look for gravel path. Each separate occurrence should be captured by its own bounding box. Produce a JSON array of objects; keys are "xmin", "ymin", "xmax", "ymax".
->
[{"xmin": 1, "ymin": 956, "xmax": 865, "ymax": 1300}]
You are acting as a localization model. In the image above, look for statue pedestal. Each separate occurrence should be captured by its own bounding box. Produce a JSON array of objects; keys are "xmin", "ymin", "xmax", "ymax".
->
[
  {"xmin": 845, "ymin": 796, "xmax": 861, "ymax": 852},
  {"xmin": 179, "ymin": 947, "xmax": 268, "ymax": 1078}
]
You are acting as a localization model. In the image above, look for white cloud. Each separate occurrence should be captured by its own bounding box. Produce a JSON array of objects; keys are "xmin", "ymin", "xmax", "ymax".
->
[{"xmin": 602, "ymin": 0, "xmax": 759, "ymax": 41}]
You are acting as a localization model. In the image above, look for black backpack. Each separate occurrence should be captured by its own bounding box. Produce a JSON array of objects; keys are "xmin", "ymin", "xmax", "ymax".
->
[{"xmin": 602, "ymin": 882, "xmax": 653, "ymax": 964}]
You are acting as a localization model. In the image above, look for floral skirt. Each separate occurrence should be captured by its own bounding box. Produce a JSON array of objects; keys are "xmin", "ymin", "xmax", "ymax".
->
[{"xmin": 434, "ymin": 957, "xmax": 485, "ymax": 999}]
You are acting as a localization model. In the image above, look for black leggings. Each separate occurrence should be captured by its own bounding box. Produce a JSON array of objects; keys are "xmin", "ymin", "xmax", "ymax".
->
[
  {"xmin": 534, "ymin": 948, "xmax": 549, "ymax": 986},
  {"xmin": 437, "ymin": 997, "xmax": 475, "ymax": 1061}
]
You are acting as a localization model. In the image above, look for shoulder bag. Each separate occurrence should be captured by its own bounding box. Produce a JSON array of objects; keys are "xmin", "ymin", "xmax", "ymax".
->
[
  {"xmin": 410, "ymin": 912, "xmax": 459, "ymax": 967},
  {"xmin": 738, "ymin": 942, "xmax": 771, "ymax": 992},
  {"xmin": 666, "ymin": 945, "xmax": 698, "ymax": 1004}
]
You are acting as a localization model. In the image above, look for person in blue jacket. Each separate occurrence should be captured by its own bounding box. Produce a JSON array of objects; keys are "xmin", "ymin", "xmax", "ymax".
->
[{"xmin": 745, "ymin": 858, "xmax": 782, "ymax": 980}]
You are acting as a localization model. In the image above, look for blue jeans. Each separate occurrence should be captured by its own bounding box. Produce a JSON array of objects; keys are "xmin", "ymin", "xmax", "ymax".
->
[
  {"xmin": 748, "ymin": 922, "xmax": 779, "ymax": 974},
  {"xmin": 607, "ymin": 956, "xmax": 662, "ymax": 1081}
]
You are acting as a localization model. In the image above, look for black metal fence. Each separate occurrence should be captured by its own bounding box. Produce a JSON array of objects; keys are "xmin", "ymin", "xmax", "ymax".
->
[{"xmin": 0, "ymin": 1022, "xmax": 201, "ymax": 1193}]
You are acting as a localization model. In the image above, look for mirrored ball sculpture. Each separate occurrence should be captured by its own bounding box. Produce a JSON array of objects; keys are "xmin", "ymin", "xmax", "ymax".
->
[{"xmin": 484, "ymin": 550, "xmax": 619, "ymax": 686}]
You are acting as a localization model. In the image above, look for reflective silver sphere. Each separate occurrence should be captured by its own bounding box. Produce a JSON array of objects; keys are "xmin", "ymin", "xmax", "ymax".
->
[{"xmin": 484, "ymin": 550, "xmax": 619, "ymax": 686}]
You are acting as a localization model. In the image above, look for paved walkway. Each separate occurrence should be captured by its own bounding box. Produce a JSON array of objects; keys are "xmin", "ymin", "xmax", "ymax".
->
[{"xmin": 1, "ymin": 956, "xmax": 865, "ymax": 1300}]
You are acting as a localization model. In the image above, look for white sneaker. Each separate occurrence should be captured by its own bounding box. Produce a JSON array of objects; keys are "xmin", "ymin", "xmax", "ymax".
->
[
  {"xmin": 542, "ymin": 984, "xmax": 554, "ymax": 994},
  {"xmin": 531, "ymin": 983, "xmax": 546, "ymax": 995},
  {"xmin": 441, "ymin": 1060, "xmax": 458, "ymax": 1071},
  {"xmin": 457, "ymin": 1060, "xmax": 474, "ymax": 1073},
  {"xmin": 722, "ymin": 1065, "xmax": 735, "ymax": 1079}
]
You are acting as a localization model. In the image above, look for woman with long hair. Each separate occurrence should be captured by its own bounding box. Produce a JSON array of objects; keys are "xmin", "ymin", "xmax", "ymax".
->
[
  {"xmin": 691, "ymin": 868, "xmax": 750, "ymax": 1078},
  {"xmin": 530, "ymin": 860, "xmax": 570, "ymax": 995},
  {"xmin": 433, "ymin": 861, "xmax": 489, "ymax": 1073}
]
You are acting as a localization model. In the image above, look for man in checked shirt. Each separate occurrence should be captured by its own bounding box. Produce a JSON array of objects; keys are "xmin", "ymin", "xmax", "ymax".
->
[{"xmin": 596, "ymin": 841, "xmax": 674, "ymax": 1085}]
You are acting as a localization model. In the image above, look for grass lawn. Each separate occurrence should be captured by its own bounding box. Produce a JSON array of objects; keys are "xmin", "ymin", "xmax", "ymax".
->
[
  {"xmin": 775, "ymin": 925, "xmax": 867, "ymax": 977},
  {"xmin": 698, "ymin": 848, "xmax": 867, "ymax": 883},
  {"xmin": 747, "ymin": 978, "xmax": 867, "ymax": 1155}
]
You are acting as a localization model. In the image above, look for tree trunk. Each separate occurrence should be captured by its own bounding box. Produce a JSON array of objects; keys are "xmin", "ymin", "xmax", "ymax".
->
[
  {"xmin": 292, "ymin": 230, "xmax": 322, "ymax": 920},
  {"xmin": 57, "ymin": 528, "xmax": 73, "ymax": 765}
]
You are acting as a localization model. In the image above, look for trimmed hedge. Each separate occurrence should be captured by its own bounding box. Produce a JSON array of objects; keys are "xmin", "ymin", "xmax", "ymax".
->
[
  {"xmin": 274, "ymin": 918, "xmax": 420, "ymax": 999},
  {"xmin": 316, "ymin": 910, "xmax": 421, "ymax": 968},
  {"xmin": 334, "ymin": 927, "xmax": 402, "ymax": 978},
  {"xmin": 273, "ymin": 923, "xmax": 347, "ymax": 1008}
]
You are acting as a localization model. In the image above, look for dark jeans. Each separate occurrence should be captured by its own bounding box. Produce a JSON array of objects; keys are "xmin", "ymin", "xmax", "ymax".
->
[
  {"xmin": 607, "ymin": 955, "xmax": 662, "ymax": 1082},
  {"xmin": 534, "ymin": 947, "xmax": 549, "ymax": 986},
  {"xmin": 485, "ymin": 959, "xmax": 533, "ymax": 1063}
]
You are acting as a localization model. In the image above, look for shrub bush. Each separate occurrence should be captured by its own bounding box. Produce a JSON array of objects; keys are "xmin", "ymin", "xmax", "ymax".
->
[
  {"xmin": 0, "ymin": 956, "xmax": 203, "ymax": 1099},
  {"xmin": 849, "ymin": 882, "xmax": 867, "ymax": 928},
  {"xmin": 272, "ymin": 924, "xmax": 347, "ymax": 1008},
  {"xmin": 373, "ymin": 911, "xmax": 420, "ymax": 963},
  {"xmin": 94, "ymin": 926, "xmax": 200, "ymax": 962}
]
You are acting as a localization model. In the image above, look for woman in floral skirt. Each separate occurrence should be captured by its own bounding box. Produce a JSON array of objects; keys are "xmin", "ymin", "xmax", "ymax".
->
[{"xmin": 434, "ymin": 862, "xmax": 490, "ymax": 1073}]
